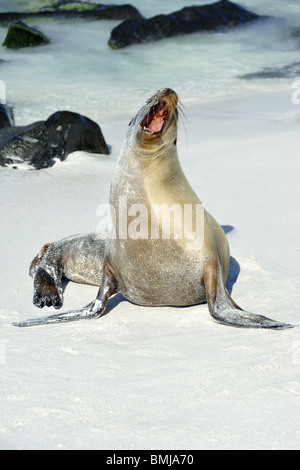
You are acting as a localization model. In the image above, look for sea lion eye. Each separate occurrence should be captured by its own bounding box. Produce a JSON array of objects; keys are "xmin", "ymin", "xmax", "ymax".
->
[
  {"xmin": 128, "ymin": 118, "xmax": 133, "ymax": 126},
  {"xmin": 174, "ymin": 138, "xmax": 177, "ymax": 145}
]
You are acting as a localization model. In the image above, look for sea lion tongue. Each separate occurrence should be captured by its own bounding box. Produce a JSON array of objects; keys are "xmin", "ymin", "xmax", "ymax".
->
[{"xmin": 141, "ymin": 100, "xmax": 168, "ymax": 134}]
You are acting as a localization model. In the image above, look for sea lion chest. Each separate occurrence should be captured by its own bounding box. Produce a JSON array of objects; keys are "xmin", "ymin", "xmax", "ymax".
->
[{"xmin": 107, "ymin": 150, "xmax": 217, "ymax": 306}]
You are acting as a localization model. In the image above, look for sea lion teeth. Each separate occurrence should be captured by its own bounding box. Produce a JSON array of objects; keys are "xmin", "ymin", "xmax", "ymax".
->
[{"xmin": 141, "ymin": 99, "xmax": 169, "ymax": 134}]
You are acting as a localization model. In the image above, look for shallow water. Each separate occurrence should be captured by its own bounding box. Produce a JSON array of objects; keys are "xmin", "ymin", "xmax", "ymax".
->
[{"xmin": 0, "ymin": 0, "xmax": 299, "ymax": 123}]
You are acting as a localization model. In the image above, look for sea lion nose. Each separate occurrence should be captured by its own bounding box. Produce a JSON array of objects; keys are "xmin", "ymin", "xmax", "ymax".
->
[{"xmin": 162, "ymin": 88, "xmax": 178, "ymax": 105}]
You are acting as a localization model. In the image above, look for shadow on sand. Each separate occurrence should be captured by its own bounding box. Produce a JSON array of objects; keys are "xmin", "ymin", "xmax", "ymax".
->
[{"xmin": 222, "ymin": 225, "xmax": 241, "ymax": 294}]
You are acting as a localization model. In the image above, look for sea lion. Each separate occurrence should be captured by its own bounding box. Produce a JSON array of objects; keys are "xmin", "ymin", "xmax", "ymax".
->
[{"xmin": 14, "ymin": 88, "xmax": 293, "ymax": 329}]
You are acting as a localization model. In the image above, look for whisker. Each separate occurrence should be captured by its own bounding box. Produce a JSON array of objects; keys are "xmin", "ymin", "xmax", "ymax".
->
[
  {"xmin": 178, "ymin": 101, "xmax": 189, "ymax": 124},
  {"xmin": 177, "ymin": 100, "xmax": 188, "ymax": 148}
]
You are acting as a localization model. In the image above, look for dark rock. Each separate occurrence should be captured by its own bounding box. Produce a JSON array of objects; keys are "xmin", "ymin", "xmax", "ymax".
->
[
  {"xmin": 32, "ymin": 110, "xmax": 110, "ymax": 168},
  {"xmin": 0, "ymin": 103, "xmax": 14, "ymax": 129},
  {"xmin": 0, "ymin": 3, "xmax": 142, "ymax": 26},
  {"xmin": 240, "ymin": 62, "xmax": 300, "ymax": 79},
  {"xmin": 0, "ymin": 110, "xmax": 109, "ymax": 169},
  {"xmin": 108, "ymin": 0, "xmax": 261, "ymax": 49},
  {"xmin": 2, "ymin": 21, "xmax": 50, "ymax": 48}
]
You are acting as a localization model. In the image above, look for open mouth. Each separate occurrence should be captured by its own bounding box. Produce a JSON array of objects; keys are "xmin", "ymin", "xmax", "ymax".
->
[{"xmin": 141, "ymin": 100, "xmax": 168, "ymax": 136}]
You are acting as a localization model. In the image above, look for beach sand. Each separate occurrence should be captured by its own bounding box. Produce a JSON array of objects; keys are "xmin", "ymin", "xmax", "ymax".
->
[{"xmin": 0, "ymin": 86, "xmax": 299, "ymax": 449}]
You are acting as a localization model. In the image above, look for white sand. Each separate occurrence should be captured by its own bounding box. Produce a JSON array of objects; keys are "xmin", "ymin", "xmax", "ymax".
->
[{"xmin": 0, "ymin": 87, "xmax": 299, "ymax": 450}]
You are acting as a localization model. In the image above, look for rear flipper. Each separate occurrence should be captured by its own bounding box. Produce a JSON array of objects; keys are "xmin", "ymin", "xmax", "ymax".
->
[{"xmin": 203, "ymin": 261, "xmax": 294, "ymax": 330}]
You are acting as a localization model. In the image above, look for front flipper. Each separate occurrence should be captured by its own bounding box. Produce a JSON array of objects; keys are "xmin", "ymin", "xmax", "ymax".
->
[
  {"xmin": 14, "ymin": 259, "xmax": 117, "ymax": 327},
  {"xmin": 203, "ymin": 261, "xmax": 294, "ymax": 330},
  {"xmin": 33, "ymin": 267, "xmax": 63, "ymax": 309},
  {"xmin": 13, "ymin": 302, "xmax": 98, "ymax": 327}
]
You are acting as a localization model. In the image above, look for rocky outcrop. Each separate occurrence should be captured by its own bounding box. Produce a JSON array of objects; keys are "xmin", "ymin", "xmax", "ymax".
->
[
  {"xmin": 2, "ymin": 21, "xmax": 50, "ymax": 48},
  {"xmin": 108, "ymin": 0, "xmax": 261, "ymax": 49},
  {"xmin": 0, "ymin": 2, "xmax": 142, "ymax": 26},
  {"xmin": 0, "ymin": 110, "xmax": 109, "ymax": 169}
]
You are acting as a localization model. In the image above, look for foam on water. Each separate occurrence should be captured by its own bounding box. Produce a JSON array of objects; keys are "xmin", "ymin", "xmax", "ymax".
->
[{"xmin": 0, "ymin": 0, "xmax": 299, "ymax": 124}]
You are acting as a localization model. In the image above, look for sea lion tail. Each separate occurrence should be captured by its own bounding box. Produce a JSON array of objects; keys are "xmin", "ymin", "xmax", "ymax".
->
[{"xmin": 203, "ymin": 262, "xmax": 294, "ymax": 330}]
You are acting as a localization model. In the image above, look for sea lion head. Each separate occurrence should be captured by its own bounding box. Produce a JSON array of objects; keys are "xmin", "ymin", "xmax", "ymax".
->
[{"xmin": 126, "ymin": 88, "xmax": 179, "ymax": 158}]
